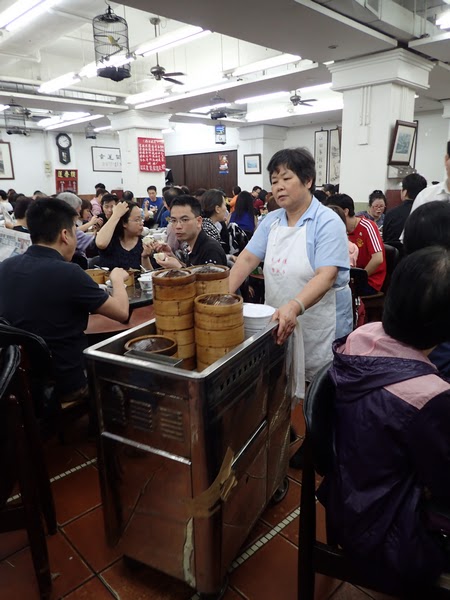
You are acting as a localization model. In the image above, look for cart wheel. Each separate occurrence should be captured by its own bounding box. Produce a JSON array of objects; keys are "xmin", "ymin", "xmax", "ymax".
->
[
  {"xmin": 123, "ymin": 555, "xmax": 145, "ymax": 571},
  {"xmin": 271, "ymin": 477, "xmax": 289, "ymax": 504},
  {"xmin": 198, "ymin": 576, "xmax": 229, "ymax": 600}
]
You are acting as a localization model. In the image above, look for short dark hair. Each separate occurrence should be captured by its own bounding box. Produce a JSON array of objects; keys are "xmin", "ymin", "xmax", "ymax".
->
[
  {"xmin": 233, "ymin": 186, "xmax": 241, "ymax": 195},
  {"xmin": 0, "ymin": 189, "xmax": 7, "ymax": 200},
  {"xmin": 323, "ymin": 184, "xmax": 336, "ymax": 195},
  {"xmin": 267, "ymin": 148, "xmax": 316, "ymax": 194},
  {"xmin": 170, "ymin": 195, "xmax": 202, "ymax": 217},
  {"xmin": 201, "ymin": 189, "xmax": 225, "ymax": 218},
  {"xmin": 368, "ymin": 190, "xmax": 386, "ymax": 206},
  {"xmin": 402, "ymin": 173, "xmax": 427, "ymax": 200},
  {"xmin": 163, "ymin": 186, "xmax": 183, "ymax": 209},
  {"xmin": 95, "ymin": 187, "xmax": 108, "ymax": 198},
  {"xmin": 27, "ymin": 198, "xmax": 77, "ymax": 244},
  {"xmin": 113, "ymin": 201, "xmax": 140, "ymax": 239},
  {"xmin": 122, "ymin": 190, "xmax": 134, "ymax": 201},
  {"xmin": 14, "ymin": 197, "xmax": 34, "ymax": 220},
  {"xmin": 80, "ymin": 199, "xmax": 91, "ymax": 214},
  {"xmin": 329, "ymin": 193, "xmax": 355, "ymax": 217},
  {"xmin": 180, "ymin": 185, "xmax": 190, "ymax": 195},
  {"xmin": 383, "ymin": 246, "xmax": 450, "ymax": 349},
  {"xmin": 193, "ymin": 188, "xmax": 207, "ymax": 199},
  {"xmin": 314, "ymin": 189, "xmax": 327, "ymax": 204},
  {"xmin": 101, "ymin": 193, "xmax": 119, "ymax": 207},
  {"xmin": 404, "ymin": 200, "xmax": 450, "ymax": 255},
  {"xmin": 147, "ymin": 185, "xmax": 157, "ymax": 192},
  {"xmin": 95, "ymin": 183, "xmax": 106, "ymax": 190},
  {"xmin": 252, "ymin": 186, "xmax": 261, "ymax": 193}
]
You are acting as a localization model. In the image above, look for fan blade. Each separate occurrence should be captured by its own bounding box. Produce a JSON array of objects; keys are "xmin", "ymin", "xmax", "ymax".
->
[
  {"xmin": 163, "ymin": 76, "xmax": 184, "ymax": 85},
  {"xmin": 301, "ymin": 98, "xmax": 317, "ymax": 103},
  {"xmin": 300, "ymin": 102, "xmax": 313, "ymax": 107},
  {"xmin": 164, "ymin": 72, "xmax": 186, "ymax": 77}
]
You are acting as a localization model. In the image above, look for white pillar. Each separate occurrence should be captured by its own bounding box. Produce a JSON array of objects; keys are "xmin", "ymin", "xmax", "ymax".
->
[
  {"xmin": 441, "ymin": 100, "xmax": 450, "ymax": 143},
  {"xmin": 329, "ymin": 49, "xmax": 434, "ymax": 200},
  {"xmin": 238, "ymin": 125, "xmax": 287, "ymax": 190},
  {"xmin": 109, "ymin": 110, "xmax": 170, "ymax": 197}
]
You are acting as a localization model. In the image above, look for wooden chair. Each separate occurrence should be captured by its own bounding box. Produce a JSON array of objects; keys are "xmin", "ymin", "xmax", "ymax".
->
[
  {"xmin": 361, "ymin": 243, "xmax": 399, "ymax": 322},
  {"xmin": 0, "ymin": 344, "xmax": 57, "ymax": 600},
  {"xmin": 297, "ymin": 363, "xmax": 450, "ymax": 600}
]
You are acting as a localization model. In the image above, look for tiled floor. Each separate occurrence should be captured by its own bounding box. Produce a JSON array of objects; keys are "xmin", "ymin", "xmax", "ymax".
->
[{"xmin": 0, "ymin": 406, "xmax": 394, "ymax": 600}]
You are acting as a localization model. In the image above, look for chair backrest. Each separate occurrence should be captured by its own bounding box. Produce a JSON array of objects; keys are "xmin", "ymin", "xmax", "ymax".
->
[
  {"xmin": 381, "ymin": 244, "xmax": 400, "ymax": 294},
  {"xmin": 0, "ymin": 321, "xmax": 51, "ymax": 373},
  {"xmin": 303, "ymin": 362, "xmax": 335, "ymax": 476},
  {"xmin": 349, "ymin": 267, "xmax": 368, "ymax": 297}
]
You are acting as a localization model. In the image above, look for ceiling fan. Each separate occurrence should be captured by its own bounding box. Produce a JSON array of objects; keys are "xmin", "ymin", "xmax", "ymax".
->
[
  {"xmin": 289, "ymin": 91, "xmax": 317, "ymax": 107},
  {"xmin": 192, "ymin": 94, "xmax": 247, "ymax": 120},
  {"xmin": 149, "ymin": 17, "xmax": 186, "ymax": 85}
]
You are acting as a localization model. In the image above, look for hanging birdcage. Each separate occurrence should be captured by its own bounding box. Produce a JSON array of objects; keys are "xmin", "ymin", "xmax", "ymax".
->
[
  {"xmin": 85, "ymin": 122, "xmax": 97, "ymax": 139},
  {"xmin": 93, "ymin": 5, "xmax": 131, "ymax": 82},
  {"xmin": 4, "ymin": 100, "xmax": 30, "ymax": 136}
]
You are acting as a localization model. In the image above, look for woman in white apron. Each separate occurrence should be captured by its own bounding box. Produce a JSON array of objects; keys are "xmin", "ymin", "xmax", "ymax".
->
[{"xmin": 229, "ymin": 148, "xmax": 352, "ymax": 462}]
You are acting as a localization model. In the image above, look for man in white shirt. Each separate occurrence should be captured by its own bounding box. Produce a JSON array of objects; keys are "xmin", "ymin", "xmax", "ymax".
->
[{"xmin": 409, "ymin": 151, "xmax": 450, "ymax": 216}]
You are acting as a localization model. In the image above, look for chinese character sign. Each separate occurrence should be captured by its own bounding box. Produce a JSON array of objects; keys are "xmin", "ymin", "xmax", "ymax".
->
[
  {"xmin": 91, "ymin": 147, "xmax": 122, "ymax": 172},
  {"xmin": 138, "ymin": 137, "xmax": 166, "ymax": 173},
  {"xmin": 314, "ymin": 130, "xmax": 329, "ymax": 188},
  {"xmin": 55, "ymin": 169, "xmax": 78, "ymax": 194}
]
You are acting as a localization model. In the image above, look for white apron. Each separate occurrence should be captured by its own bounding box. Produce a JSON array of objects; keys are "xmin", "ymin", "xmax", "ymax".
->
[{"xmin": 264, "ymin": 220, "xmax": 338, "ymax": 401}]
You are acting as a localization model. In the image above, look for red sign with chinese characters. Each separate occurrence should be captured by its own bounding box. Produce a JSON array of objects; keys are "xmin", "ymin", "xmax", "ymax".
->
[
  {"xmin": 55, "ymin": 169, "xmax": 78, "ymax": 194},
  {"xmin": 138, "ymin": 137, "xmax": 166, "ymax": 173}
]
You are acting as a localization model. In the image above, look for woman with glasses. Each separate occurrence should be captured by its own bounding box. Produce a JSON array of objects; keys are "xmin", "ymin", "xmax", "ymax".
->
[
  {"xmin": 356, "ymin": 189, "xmax": 386, "ymax": 231},
  {"xmin": 95, "ymin": 200, "xmax": 152, "ymax": 270}
]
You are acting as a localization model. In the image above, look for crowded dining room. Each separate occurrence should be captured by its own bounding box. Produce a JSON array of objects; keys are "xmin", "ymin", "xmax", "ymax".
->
[{"xmin": 1, "ymin": 0, "xmax": 450, "ymax": 598}]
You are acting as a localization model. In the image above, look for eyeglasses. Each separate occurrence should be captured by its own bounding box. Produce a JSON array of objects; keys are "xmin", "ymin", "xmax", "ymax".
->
[
  {"xmin": 168, "ymin": 217, "xmax": 196, "ymax": 225},
  {"xmin": 129, "ymin": 217, "xmax": 144, "ymax": 223}
]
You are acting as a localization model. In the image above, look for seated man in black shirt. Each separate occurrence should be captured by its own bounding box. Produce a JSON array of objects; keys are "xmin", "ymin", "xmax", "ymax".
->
[
  {"xmin": 152, "ymin": 195, "xmax": 227, "ymax": 268},
  {"xmin": 383, "ymin": 173, "xmax": 427, "ymax": 243},
  {"xmin": 0, "ymin": 197, "xmax": 129, "ymax": 403}
]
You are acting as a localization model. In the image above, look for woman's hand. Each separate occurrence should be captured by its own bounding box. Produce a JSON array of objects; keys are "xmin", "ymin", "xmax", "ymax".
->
[
  {"xmin": 272, "ymin": 301, "xmax": 300, "ymax": 345},
  {"xmin": 112, "ymin": 201, "xmax": 130, "ymax": 219}
]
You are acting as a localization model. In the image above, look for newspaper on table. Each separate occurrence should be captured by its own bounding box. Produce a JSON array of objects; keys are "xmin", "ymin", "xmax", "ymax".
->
[{"xmin": 0, "ymin": 227, "xmax": 31, "ymax": 262}]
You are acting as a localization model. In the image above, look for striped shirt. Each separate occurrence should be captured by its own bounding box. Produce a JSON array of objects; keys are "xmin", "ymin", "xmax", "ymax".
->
[{"xmin": 348, "ymin": 217, "xmax": 386, "ymax": 291}]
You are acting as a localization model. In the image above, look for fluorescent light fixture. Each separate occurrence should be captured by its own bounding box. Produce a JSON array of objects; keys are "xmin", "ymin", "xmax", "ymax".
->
[
  {"xmin": 246, "ymin": 98, "xmax": 343, "ymax": 122},
  {"xmin": 0, "ymin": 104, "xmax": 9, "ymax": 112},
  {"xmin": 45, "ymin": 114, "xmax": 104, "ymax": 130},
  {"xmin": 126, "ymin": 90, "xmax": 169, "ymax": 105},
  {"xmin": 436, "ymin": 10, "xmax": 450, "ymax": 28},
  {"xmin": 93, "ymin": 125, "xmax": 112, "ymax": 132},
  {"xmin": 0, "ymin": 0, "xmax": 60, "ymax": 31},
  {"xmin": 323, "ymin": 60, "xmax": 335, "ymax": 66},
  {"xmin": 136, "ymin": 26, "xmax": 211, "ymax": 57},
  {"xmin": 190, "ymin": 102, "xmax": 230, "ymax": 114},
  {"xmin": 78, "ymin": 62, "xmax": 98, "ymax": 79},
  {"xmin": 232, "ymin": 54, "xmax": 301, "ymax": 77},
  {"xmin": 235, "ymin": 91, "xmax": 289, "ymax": 105},
  {"xmin": 162, "ymin": 128, "xmax": 175, "ymax": 134},
  {"xmin": 175, "ymin": 112, "xmax": 246, "ymax": 124},
  {"xmin": 38, "ymin": 72, "xmax": 80, "ymax": 94},
  {"xmin": 37, "ymin": 112, "xmax": 90, "ymax": 127},
  {"xmin": 100, "ymin": 53, "xmax": 135, "ymax": 69}
]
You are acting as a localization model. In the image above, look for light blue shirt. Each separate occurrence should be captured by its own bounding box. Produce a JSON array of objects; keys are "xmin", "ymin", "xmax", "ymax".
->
[
  {"xmin": 246, "ymin": 197, "xmax": 352, "ymax": 338},
  {"xmin": 247, "ymin": 197, "xmax": 350, "ymax": 287}
]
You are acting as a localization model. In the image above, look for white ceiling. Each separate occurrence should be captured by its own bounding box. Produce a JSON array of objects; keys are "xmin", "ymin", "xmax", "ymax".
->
[{"xmin": 0, "ymin": 0, "xmax": 449, "ymax": 132}]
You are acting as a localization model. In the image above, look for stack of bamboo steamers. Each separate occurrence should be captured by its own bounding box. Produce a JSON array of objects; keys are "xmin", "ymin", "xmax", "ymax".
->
[{"xmin": 152, "ymin": 265, "xmax": 244, "ymax": 370}]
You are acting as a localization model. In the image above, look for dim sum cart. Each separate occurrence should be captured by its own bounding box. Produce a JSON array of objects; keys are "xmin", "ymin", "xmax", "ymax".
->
[{"xmin": 84, "ymin": 319, "xmax": 290, "ymax": 598}]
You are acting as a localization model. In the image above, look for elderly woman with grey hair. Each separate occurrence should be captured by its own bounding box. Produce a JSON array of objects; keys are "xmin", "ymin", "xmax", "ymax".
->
[{"xmin": 56, "ymin": 192, "xmax": 96, "ymax": 259}]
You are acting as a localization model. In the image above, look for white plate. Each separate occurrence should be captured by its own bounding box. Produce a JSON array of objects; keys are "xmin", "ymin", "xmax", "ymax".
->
[{"xmin": 243, "ymin": 303, "xmax": 276, "ymax": 318}]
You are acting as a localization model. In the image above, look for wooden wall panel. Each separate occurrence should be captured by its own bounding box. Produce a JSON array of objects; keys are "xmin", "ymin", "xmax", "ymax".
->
[
  {"xmin": 165, "ymin": 155, "xmax": 185, "ymax": 187},
  {"xmin": 167, "ymin": 150, "xmax": 237, "ymax": 196}
]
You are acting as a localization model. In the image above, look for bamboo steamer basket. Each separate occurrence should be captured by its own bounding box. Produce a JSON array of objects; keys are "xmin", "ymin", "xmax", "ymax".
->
[
  {"xmin": 176, "ymin": 342, "xmax": 196, "ymax": 359},
  {"xmin": 155, "ymin": 312, "xmax": 194, "ymax": 331},
  {"xmin": 197, "ymin": 361, "xmax": 209, "ymax": 372},
  {"xmin": 196, "ymin": 345, "xmax": 235, "ymax": 365},
  {"xmin": 156, "ymin": 327, "xmax": 195, "ymax": 346},
  {"xmin": 195, "ymin": 310, "xmax": 243, "ymax": 331},
  {"xmin": 153, "ymin": 297, "xmax": 195, "ymax": 317},
  {"xmin": 181, "ymin": 356, "xmax": 197, "ymax": 370},
  {"xmin": 188, "ymin": 265, "xmax": 230, "ymax": 296},
  {"xmin": 124, "ymin": 269, "xmax": 138, "ymax": 287},
  {"xmin": 195, "ymin": 324, "xmax": 244, "ymax": 348},
  {"xmin": 124, "ymin": 335, "xmax": 177, "ymax": 356},
  {"xmin": 194, "ymin": 293, "xmax": 243, "ymax": 316},
  {"xmin": 86, "ymin": 268, "xmax": 106, "ymax": 284},
  {"xmin": 152, "ymin": 268, "xmax": 196, "ymax": 301}
]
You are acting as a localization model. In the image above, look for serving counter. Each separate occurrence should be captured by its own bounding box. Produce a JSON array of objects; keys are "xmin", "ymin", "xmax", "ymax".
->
[{"xmin": 84, "ymin": 319, "xmax": 290, "ymax": 597}]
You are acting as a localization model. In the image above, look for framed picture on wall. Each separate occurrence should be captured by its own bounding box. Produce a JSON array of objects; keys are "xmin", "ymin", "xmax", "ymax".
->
[
  {"xmin": 388, "ymin": 120, "xmax": 417, "ymax": 166},
  {"xmin": 328, "ymin": 128, "xmax": 341, "ymax": 185},
  {"xmin": 244, "ymin": 153, "xmax": 261, "ymax": 174},
  {"xmin": 91, "ymin": 146, "xmax": 122, "ymax": 172},
  {"xmin": 314, "ymin": 130, "xmax": 328, "ymax": 187},
  {"xmin": 0, "ymin": 141, "xmax": 14, "ymax": 180}
]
